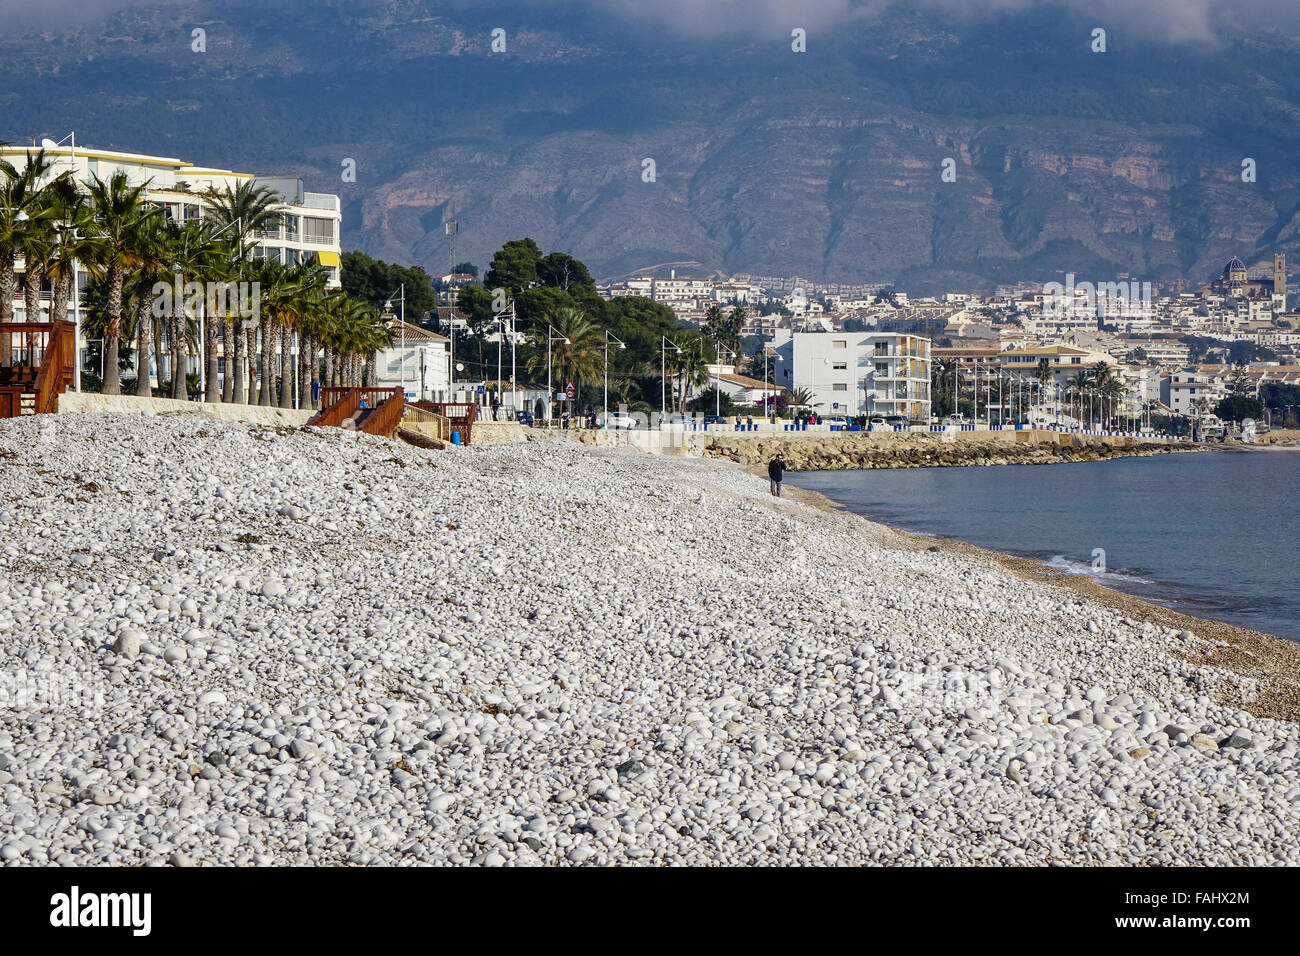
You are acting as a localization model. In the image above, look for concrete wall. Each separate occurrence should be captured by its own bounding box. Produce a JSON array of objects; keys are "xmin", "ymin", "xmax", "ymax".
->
[{"xmin": 60, "ymin": 392, "xmax": 313, "ymax": 426}]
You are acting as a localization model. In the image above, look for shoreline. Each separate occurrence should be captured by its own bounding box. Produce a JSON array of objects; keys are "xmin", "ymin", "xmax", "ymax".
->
[{"xmin": 770, "ymin": 468, "xmax": 1300, "ymax": 724}]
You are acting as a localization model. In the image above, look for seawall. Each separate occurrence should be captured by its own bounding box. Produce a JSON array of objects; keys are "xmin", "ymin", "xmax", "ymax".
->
[{"xmin": 571, "ymin": 427, "xmax": 1193, "ymax": 469}]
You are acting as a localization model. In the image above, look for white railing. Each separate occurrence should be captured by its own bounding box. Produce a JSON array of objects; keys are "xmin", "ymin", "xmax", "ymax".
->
[{"xmin": 302, "ymin": 193, "xmax": 340, "ymax": 211}]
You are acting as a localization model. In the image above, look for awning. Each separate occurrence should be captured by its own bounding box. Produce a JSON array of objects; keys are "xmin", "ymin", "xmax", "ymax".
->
[{"xmin": 316, "ymin": 250, "xmax": 341, "ymax": 267}]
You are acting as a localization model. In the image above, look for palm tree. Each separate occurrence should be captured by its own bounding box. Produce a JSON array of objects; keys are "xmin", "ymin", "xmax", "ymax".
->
[
  {"xmin": 1, "ymin": 149, "xmax": 60, "ymax": 325},
  {"xmin": 668, "ymin": 332, "xmax": 711, "ymax": 412},
  {"xmin": 84, "ymin": 171, "xmax": 153, "ymax": 394},
  {"xmin": 123, "ymin": 212, "xmax": 170, "ymax": 397},
  {"xmin": 1068, "ymin": 370, "xmax": 1091, "ymax": 423},
  {"xmin": 1, "ymin": 150, "xmax": 74, "ymax": 367},
  {"xmin": 206, "ymin": 181, "xmax": 282, "ymax": 403},
  {"xmin": 526, "ymin": 307, "xmax": 602, "ymax": 412},
  {"xmin": 158, "ymin": 220, "xmax": 224, "ymax": 399},
  {"xmin": 44, "ymin": 191, "xmax": 94, "ymax": 343},
  {"xmin": 787, "ymin": 387, "xmax": 814, "ymax": 411}
]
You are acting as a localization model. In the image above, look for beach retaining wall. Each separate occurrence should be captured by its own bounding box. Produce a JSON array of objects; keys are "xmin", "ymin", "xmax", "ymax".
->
[{"xmin": 59, "ymin": 392, "xmax": 313, "ymax": 426}]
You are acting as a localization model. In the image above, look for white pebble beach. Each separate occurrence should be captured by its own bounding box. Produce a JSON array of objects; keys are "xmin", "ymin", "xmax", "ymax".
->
[{"xmin": 0, "ymin": 413, "xmax": 1296, "ymax": 866}]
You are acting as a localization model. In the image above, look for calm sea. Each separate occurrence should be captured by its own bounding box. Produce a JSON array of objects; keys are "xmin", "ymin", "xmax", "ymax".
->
[{"xmin": 787, "ymin": 450, "xmax": 1300, "ymax": 641}]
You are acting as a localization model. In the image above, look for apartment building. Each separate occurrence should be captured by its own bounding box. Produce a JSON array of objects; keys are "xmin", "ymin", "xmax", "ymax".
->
[
  {"xmin": 4, "ymin": 144, "xmax": 342, "ymax": 295},
  {"xmin": 772, "ymin": 330, "xmax": 932, "ymax": 420}
]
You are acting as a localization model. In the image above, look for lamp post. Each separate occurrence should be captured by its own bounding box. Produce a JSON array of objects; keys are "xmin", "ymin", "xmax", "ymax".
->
[
  {"xmin": 384, "ymin": 283, "xmax": 406, "ymax": 399},
  {"xmin": 661, "ymin": 335, "xmax": 681, "ymax": 425},
  {"xmin": 603, "ymin": 329, "xmax": 626, "ymax": 427},
  {"xmin": 546, "ymin": 324, "xmax": 569, "ymax": 427}
]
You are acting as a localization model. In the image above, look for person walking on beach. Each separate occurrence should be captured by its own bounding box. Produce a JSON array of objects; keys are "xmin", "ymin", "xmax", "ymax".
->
[{"xmin": 768, "ymin": 453, "xmax": 786, "ymax": 497}]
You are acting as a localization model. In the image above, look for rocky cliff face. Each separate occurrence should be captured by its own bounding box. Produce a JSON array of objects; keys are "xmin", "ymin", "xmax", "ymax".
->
[{"xmin": 3, "ymin": 1, "xmax": 1299, "ymax": 289}]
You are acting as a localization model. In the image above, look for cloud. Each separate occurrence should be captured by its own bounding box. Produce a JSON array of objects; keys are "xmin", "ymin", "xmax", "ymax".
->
[{"xmin": 581, "ymin": 0, "xmax": 1300, "ymax": 44}]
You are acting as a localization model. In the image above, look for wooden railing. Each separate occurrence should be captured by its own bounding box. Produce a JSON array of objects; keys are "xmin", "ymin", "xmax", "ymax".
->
[
  {"xmin": 423, "ymin": 402, "xmax": 476, "ymax": 445},
  {"xmin": 402, "ymin": 403, "xmax": 451, "ymax": 441},
  {"xmin": 362, "ymin": 388, "xmax": 406, "ymax": 437},
  {"xmin": 34, "ymin": 321, "xmax": 75, "ymax": 414},
  {"xmin": 0, "ymin": 320, "xmax": 75, "ymax": 418},
  {"xmin": 308, "ymin": 387, "xmax": 405, "ymax": 437}
]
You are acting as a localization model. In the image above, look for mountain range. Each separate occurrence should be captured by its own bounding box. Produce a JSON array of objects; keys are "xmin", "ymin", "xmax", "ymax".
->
[{"xmin": 3, "ymin": 0, "xmax": 1300, "ymax": 293}]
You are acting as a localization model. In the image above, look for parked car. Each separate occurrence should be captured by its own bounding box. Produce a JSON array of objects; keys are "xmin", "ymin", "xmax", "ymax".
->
[
  {"xmin": 946, "ymin": 414, "xmax": 966, "ymax": 425},
  {"xmin": 885, "ymin": 415, "xmax": 908, "ymax": 427},
  {"xmin": 599, "ymin": 411, "xmax": 638, "ymax": 429},
  {"xmin": 516, "ymin": 410, "xmax": 534, "ymax": 427},
  {"xmin": 868, "ymin": 417, "xmax": 886, "ymax": 426},
  {"xmin": 701, "ymin": 414, "xmax": 726, "ymax": 425}
]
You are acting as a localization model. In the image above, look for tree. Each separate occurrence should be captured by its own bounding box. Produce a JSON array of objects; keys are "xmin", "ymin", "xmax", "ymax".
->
[
  {"xmin": 485, "ymin": 238, "xmax": 541, "ymax": 294},
  {"xmin": 1215, "ymin": 394, "xmax": 1263, "ymax": 422},
  {"xmin": 537, "ymin": 252, "xmax": 594, "ymax": 293},
  {"xmin": 453, "ymin": 261, "xmax": 478, "ymax": 280},
  {"xmin": 525, "ymin": 307, "xmax": 602, "ymax": 414},
  {"xmin": 84, "ymin": 171, "xmax": 154, "ymax": 394},
  {"xmin": 1228, "ymin": 361, "xmax": 1252, "ymax": 395},
  {"xmin": 691, "ymin": 386, "xmax": 737, "ymax": 417},
  {"xmin": 340, "ymin": 251, "xmax": 437, "ymax": 319}
]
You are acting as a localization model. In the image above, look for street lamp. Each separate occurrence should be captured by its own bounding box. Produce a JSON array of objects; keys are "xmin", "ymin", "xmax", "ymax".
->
[
  {"xmin": 661, "ymin": 335, "xmax": 682, "ymax": 425},
  {"xmin": 546, "ymin": 324, "xmax": 569, "ymax": 426},
  {"xmin": 384, "ymin": 283, "xmax": 406, "ymax": 399},
  {"xmin": 603, "ymin": 329, "xmax": 626, "ymax": 427}
]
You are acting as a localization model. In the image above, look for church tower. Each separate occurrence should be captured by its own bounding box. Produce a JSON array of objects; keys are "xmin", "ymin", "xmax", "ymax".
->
[{"xmin": 1275, "ymin": 253, "xmax": 1287, "ymax": 308}]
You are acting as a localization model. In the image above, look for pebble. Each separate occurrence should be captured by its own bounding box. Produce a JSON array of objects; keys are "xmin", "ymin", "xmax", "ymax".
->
[{"xmin": 0, "ymin": 414, "xmax": 1294, "ymax": 867}]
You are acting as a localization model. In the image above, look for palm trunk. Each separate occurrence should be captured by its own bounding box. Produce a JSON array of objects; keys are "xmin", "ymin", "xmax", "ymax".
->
[
  {"xmin": 244, "ymin": 326, "xmax": 258, "ymax": 404},
  {"xmin": 169, "ymin": 308, "xmax": 187, "ymax": 400},
  {"xmin": 135, "ymin": 299, "xmax": 153, "ymax": 398},
  {"xmin": 0, "ymin": 254, "xmax": 15, "ymax": 325},
  {"xmin": 308, "ymin": 336, "xmax": 320, "ymax": 409},
  {"xmin": 50, "ymin": 273, "xmax": 72, "ymax": 328},
  {"xmin": 278, "ymin": 325, "xmax": 293, "ymax": 408},
  {"xmin": 221, "ymin": 319, "xmax": 234, "ymax": 403},
  {"xmin": 366, "ymin": 352, "xmax": 378, "ymax": 389},
  {"xmin": 102, "ymin": 268, "xmax": 124, "ymax": 395},
  {"xmin": 204, "ymin": 309, "xmax": 220, "ymax": 404},
  {"xmin": 259, "ymin": 324, "xmax": 274, "ymax": 406},
  {"xmin": 0, "ymin": 257, "xmax": 11, "ymax": 368},
  {"xmin": 232, "ymin": 321, "xmax": 246, "ymax": 404},
  {"xmin": 22, "ymin": 269, "xmax": 42, "ymax": 365}
]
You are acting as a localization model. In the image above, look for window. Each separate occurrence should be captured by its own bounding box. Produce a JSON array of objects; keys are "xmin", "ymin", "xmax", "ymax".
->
[
  {"xmin": 303, "ymin": 216, "xmax": 334, "ymax": 244},
  {"xmin": 875, "ymin": 362, "xmax": 888, "ymax": 375},
  {"xmin": 832, "ymin": 383, "xmax": 848, "ymax": 391},
  {"xmin": 832, "ymin": 362, "xmax": 847, "ymax": 370},
  {"xmin": 832, "ymin": 340, "xmax": 846, "ymax": 349}
]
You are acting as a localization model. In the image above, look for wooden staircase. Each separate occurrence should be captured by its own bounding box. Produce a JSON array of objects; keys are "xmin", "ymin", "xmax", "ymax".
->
[
  {"xmin": 0, "ymin": 321, "xmax": 76, "ymax": 418},
  {"xmin": 307, "ymin": 386, "xmax": 406, "ymax": 437}
]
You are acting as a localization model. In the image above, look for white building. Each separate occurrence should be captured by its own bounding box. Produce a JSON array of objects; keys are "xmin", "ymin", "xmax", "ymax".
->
[
  {"xmin": 2, "ymin": 141, "xmax": 343, "ymax": 383},
  {"xmin": 374, "ymin": 320, "xmax": 451, "ymax": 403},
  {"xmin": 772, "ymin": 330, "xmax": 932, "ymax": 420}
]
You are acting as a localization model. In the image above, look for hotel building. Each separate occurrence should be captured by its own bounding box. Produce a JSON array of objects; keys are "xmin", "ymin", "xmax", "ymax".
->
[{"xmin": 772, "ymin": 330, "xmax": 932, "ymax": 420}]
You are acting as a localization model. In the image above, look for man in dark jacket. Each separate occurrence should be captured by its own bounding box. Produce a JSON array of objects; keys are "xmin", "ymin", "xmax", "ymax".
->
[{"xmin": 768, "ymin": 454, "xmax": 786, "ymax": 497}]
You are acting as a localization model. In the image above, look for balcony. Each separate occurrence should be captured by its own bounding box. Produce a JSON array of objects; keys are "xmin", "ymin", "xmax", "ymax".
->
[{"xmin": 302, "ymin": 193, "xmax": 340, "ymax": 212}]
